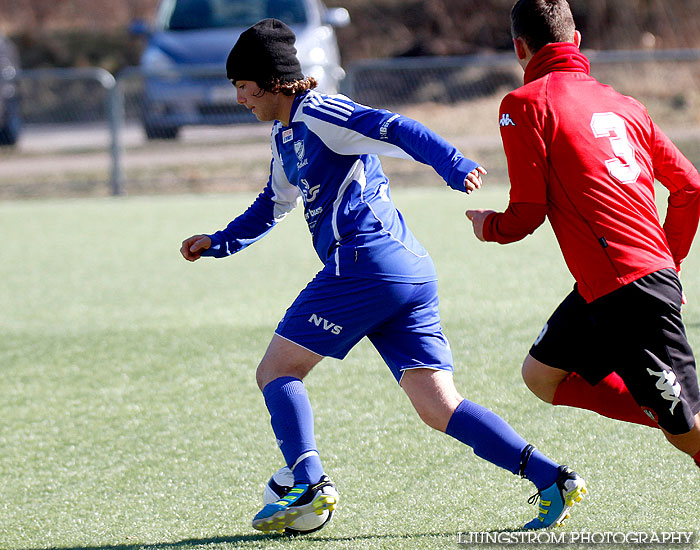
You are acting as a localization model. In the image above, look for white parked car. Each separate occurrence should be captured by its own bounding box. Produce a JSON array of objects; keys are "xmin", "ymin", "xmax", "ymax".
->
[{"xmin": 131, "ymin": 0, "xmax": 350, "ymax": 139}]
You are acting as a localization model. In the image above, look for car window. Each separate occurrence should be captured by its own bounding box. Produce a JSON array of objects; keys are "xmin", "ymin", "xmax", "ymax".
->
[{"xmin": 164, "ymin": 0, "xmax": 307, "ymax": 31}]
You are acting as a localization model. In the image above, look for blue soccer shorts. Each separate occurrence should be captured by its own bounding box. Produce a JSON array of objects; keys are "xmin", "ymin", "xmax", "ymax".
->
[{"xmin": 275, "ymin": 272, "xmax": 454, "ymax": 383}]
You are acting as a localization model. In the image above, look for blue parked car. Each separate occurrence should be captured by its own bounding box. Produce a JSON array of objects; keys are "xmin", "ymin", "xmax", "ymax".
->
[{"xmin": 131, "ymin": 0, "xmax": 349, "ymax": 139}]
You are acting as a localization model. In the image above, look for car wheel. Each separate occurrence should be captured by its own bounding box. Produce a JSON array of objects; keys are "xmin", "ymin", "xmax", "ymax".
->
[
  {"xmin": 0, "ymin": 97, "xmax": 21, "ymax": 146},
  {"xmin": 144, "ymin": 123, "xmax": 179, "ymax": 140}
]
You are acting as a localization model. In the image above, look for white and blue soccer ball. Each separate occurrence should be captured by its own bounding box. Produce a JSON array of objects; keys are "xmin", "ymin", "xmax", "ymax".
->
[{"xmin": 263, "ymin": 467, "xmax": 334, "ymax": 535}]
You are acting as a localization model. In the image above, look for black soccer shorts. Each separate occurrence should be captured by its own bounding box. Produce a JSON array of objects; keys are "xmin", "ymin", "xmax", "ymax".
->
[{"xmin": 530, "ymin": 268, "xmax": 700, "ymax": 435}]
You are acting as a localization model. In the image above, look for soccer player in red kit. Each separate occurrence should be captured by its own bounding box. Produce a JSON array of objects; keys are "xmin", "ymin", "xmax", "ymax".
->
[{"xmin": 467, "ymin": 0, "xmax": 700, "ymax": 510}]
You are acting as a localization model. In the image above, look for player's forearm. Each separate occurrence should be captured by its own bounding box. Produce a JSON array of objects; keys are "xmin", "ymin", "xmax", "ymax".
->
[
  {"xmin": 201, "ymin": 189, "xmax": 279, "ymax": 258},
  {"xmin": 664, "ymin": 182, "xmax": 700, "ymax": 269},
  {"xmin": 482, "ymin": 202, "xmax": 547, "ymax": 244},
  {"xmin": 386, "ymin": 116, "xmax": 479, "ymax": 191}
]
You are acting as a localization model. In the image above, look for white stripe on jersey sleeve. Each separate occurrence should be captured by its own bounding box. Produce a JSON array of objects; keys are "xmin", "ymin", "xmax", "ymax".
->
[
  {"xmin": 298, "ymin": 105, "xmax": 413, "ymax": 161},
  {"xmin": 307, "ymin": 95, "xmax": 354, "ymax": 121},
  {"xmin": 270, "ymin": 125, "xmax": 302, "ymax": 219},
  {"xmin": 299, "ymin": 92, "xmax": 413, "ymax": 159},
  {"xmin": 303, "ymin": 114, "xmax": 413, "ymax": 160}
]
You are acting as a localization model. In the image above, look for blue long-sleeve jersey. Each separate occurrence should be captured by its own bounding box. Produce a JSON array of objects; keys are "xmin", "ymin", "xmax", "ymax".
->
[{"xmin": 202, "ymin": 90, "xmax": 479, "ymax": 282}]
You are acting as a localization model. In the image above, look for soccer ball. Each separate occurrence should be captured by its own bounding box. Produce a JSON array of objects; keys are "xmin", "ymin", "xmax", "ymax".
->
[{"xmin": 263, "ymin": 467, "xmax": 334, "ymax": 535}]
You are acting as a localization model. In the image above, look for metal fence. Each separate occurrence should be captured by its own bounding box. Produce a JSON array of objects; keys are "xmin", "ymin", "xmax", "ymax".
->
[{"xmin": 2, "ymin": 49, "xmax": 700, "ymax": 199}]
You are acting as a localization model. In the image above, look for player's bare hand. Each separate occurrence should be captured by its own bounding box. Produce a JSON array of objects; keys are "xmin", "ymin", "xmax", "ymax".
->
[
  {"xmin": 464, "ymin": 166, "xmax": 487, "ymax": 195},
  {"xmin": 465, "ymin": 209, "xmax": 496, "ymax": 242},
  {"xmin": 181, "ymin": 234, "xmax": 211, "ymax": 261}
]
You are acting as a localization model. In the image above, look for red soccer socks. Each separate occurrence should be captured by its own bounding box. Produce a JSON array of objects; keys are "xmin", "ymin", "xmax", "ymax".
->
[{"xmin": 552, "ymin": 371, "xmax": 658, "ymax": 428}]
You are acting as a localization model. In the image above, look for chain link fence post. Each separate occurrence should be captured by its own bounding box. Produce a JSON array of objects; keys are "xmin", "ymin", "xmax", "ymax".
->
[{"xmin": 107, "ymin": 75, "xmax": 125, "ymax": 196}]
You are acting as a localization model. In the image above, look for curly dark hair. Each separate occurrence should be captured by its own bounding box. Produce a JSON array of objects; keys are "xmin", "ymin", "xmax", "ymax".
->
[{"xmin": 254, "ymin": 76, "xmax": 319, "ymax": 97}]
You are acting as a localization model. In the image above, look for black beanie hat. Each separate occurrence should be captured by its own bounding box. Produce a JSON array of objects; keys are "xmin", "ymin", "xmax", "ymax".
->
[{"xmin": 226, "ymin": 18, "xmax": 303, "ymax": 85}]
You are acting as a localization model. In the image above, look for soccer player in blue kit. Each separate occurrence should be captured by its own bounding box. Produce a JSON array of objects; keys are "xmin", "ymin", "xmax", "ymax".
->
[{"xmin": 180, "ymin": 18, "xmax": 586, "ymax": 532}]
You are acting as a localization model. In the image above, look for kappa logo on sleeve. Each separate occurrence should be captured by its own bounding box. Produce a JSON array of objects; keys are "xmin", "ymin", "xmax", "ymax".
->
[{"xmin": 499, "ymin": 113, "xmax": 516, "ymax": 127}]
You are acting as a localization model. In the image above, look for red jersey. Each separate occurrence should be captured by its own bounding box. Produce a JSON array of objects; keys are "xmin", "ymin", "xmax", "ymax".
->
[{"xmin": 485, "ymin": 43, "xmax": 700, "ymax": 302}]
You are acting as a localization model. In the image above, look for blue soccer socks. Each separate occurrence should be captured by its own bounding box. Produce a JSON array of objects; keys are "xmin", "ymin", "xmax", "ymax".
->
[
  {"xmin": 519, "ymin": 445, "xmax": 560, "ymax": 491},
  {"xmin": 445, "ymin": 399, "xmax": 559, "ymax": 490},
  {"xmin": 263, "ymin": 376, "xmax": 325, "ymax": 485}
]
